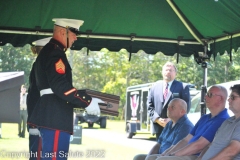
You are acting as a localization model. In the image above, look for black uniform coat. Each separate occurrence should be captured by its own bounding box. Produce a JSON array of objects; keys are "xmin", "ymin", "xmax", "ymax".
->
[
  {"xmin": 27, "ymin": 62, "xmax": 40, "ymax": 130},
  {"xmin": 28, "ymin": 38, "xmax": 92, "ymax": 134}
]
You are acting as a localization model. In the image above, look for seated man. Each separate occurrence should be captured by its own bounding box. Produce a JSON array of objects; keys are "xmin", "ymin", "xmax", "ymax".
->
[
  {"xmin": 148, "ymin": 85, "xmax": 230, "ymax": 160},
  {"xmin": 199, "ymin": 84, "xmax": 240, "ymax": 160},
  {"xmin": 133, "ymin": 98, "xmax": 194, "ymax": 160}
]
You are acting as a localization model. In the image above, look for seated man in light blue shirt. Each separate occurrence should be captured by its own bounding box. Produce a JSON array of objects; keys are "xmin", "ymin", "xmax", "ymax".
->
[{"xmin": 133, "ymin": 98, "xmax": 194, "ymax": 160}]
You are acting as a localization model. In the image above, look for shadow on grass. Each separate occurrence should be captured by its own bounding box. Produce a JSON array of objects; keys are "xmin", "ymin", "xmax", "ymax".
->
[
  {"xmin": 126, "ymin": 136, "xmax": 156, "ymax": 142},
  {"xmin": 82, "ymin": 127, "xmax": 100, "ymax": 129}
]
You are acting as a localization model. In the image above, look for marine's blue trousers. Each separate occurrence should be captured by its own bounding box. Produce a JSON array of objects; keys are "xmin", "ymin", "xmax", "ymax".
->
[
  {"xmin": 29, "ymin": 134, "xmax": 42, "ymax": 160},
  {"xmin": 38, "ymin": 128, "xmax": 70, "ymax": 160}
]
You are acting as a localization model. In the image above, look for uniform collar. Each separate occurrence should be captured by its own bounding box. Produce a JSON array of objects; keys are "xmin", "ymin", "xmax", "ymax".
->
[{"xmin": 50, "ymin": 38, "xmax": 67, "ymax": 52}]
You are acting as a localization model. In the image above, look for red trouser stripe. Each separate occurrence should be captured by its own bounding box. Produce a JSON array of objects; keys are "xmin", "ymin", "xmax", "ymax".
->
[
  {"xmin": 53, "ymin": 130, "xmax": 60, "ymax": 160},
  {"xmin": 37, "ymin": 137, "xmax": 42, "ymax": 160}
]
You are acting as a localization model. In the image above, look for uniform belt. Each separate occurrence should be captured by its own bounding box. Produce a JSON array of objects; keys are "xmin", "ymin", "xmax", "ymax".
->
[{"xmin": 40, "ymin": 88, "xmax": 53, "ymax": 96}]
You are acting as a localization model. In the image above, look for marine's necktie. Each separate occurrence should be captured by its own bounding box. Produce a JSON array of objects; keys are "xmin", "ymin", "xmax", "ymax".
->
[{"xmin": 163, "ymin": 83, "xmax": 169, "ymax": 100}]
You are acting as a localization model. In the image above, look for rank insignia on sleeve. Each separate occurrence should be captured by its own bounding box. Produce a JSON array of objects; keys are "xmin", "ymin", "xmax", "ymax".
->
[
  {"xmin": 64, "ymin": 88, "xmax": 77, "ymax": 95},
  {"xmin": 55, "ymin": 59, "xmax": 65, "ymax": 74}
]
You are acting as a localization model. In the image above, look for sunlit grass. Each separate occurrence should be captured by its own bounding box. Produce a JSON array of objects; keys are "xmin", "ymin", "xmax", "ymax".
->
[{"xmin": 0, "ymin": 120, "xmax": 153, "ymax": 160}]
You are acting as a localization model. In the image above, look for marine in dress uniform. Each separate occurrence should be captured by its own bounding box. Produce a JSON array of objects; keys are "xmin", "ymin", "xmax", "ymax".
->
[
  {"xmin": 27, "ymin": 37, "xmax": 51, "ymax": 160},
  {"xmin": 28, "ymin": 18, "xmax": 102, "ymax": 160}
]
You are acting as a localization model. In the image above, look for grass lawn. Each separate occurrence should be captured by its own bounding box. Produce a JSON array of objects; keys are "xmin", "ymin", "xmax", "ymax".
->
[{"xmin": 0, "ymin": 120, "xmax": 154, "ymax": 160}]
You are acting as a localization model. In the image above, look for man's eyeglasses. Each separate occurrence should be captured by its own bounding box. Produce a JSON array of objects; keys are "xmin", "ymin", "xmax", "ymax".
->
[
  {"xmin": 206, "ymin": 92, "xmax": 221, "ymax": 98},
  {"xmin": 229, "ymin": 95, "xmax": 240, "ymax": 100}
]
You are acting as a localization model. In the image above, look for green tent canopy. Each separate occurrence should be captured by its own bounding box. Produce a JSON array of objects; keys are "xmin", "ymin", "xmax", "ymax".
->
[{"xmin": 0, "ymin": 0, "xmax": 240, "ymax": 58}]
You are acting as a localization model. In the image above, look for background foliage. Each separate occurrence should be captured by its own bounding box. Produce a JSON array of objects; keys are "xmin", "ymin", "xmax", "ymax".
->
[{"xmin": 1, "ymin": 44, "xmax": 240, "ymax": 119}]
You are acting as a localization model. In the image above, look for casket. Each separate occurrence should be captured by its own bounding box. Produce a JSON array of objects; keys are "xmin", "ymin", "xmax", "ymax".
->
[
  {"xmin": 0, "ymin": 71, "xmax": 24, "ymax": 123},
  {"xmin": 84, "ymin": 89, "xmax": 120, "ymax": 116}
]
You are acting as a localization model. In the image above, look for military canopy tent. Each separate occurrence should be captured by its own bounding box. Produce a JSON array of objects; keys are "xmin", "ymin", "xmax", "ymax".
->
[{"xmin": 0, "ymin": 0, "xmax": 240, "ymax": 59}]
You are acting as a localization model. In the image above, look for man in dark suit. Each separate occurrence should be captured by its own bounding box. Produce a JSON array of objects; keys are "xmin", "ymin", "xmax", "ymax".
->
[{"xmin": 147, "ymin": 61, "xmax": 190, "ymax": 140}]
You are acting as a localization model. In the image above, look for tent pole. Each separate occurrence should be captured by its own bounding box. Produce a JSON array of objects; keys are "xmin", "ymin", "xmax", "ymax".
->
[
  {"xmin": 230, "ymin": 35, "xmax": 233, "ymax": 62},
  {"xmin": 200, "ymin": 45, "xmax": 208, "ymax": 116},
  {"xmin": 209, "ymin": 32, "xmax": 240, "ymax": 44},
  {"xmin": 166, "ymin": 0, "xmax": 203, "ymax": 45},
  {"xmin": 0, "ymin": 29, "xmax": 200, "ymax": 45},
  {"xmin": 200, "ymin": 62, "xmax": 207, "ymax": 116}
]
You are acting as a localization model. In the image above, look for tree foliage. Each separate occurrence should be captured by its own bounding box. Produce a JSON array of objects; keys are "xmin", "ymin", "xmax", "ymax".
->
[
  {"xmin": 0, "ymin": 44, "xmax": 35, "ymax": 86},
  {"xmin": 1, "ymin": 44, "xmax": 240, "ymax": 119}
]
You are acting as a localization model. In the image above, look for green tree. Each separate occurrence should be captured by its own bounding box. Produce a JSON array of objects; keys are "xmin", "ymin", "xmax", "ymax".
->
[
  {"xmin": 0, "ymin": 44, "xmax": 35, "ymax": 86},
  {"xmin": 2, "ymin": 43, "xmax": 240, "ymax": 120}
]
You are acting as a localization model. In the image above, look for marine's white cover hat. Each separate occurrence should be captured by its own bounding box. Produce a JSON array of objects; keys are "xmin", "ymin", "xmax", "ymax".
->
[
  {"xmin": 32, "ymin": 37, "xmax": 51, "ymax": 46},
  {"xmin": 52, "ymin": 18, "xmax": 84, "ymax": 33}
]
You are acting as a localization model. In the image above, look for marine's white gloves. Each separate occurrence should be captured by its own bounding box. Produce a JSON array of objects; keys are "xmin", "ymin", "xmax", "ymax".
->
[
  {"xmin": 29, "ymin": 128, "xmax": 40, "ymax": 136},
  {"xmin": 85, "ymin": 97, "xmax": 103, "ymax": 115}
]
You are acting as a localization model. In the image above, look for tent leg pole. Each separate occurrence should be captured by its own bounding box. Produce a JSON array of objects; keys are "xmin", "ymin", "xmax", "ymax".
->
[{"xmin": 200, "ymin": 62, "xmax": 207, "ymax": 117}]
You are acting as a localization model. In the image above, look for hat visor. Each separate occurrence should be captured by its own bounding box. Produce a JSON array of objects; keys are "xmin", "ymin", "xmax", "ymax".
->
[{"xmin": 69, "ymin": 27, "xmax": 80, "ymax": 35}]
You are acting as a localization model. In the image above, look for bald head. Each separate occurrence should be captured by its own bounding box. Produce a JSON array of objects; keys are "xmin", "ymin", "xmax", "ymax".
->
[
  {"xmin": 205, "ymin": 85, "xmax": 228, "ymax": 115},
  {"xmin": 208, "ymin": 85, "xmax": 228, "ymax": 101},
  {"xmin": 171, "ymin": 98, "xmax": 187, "ymax": 112},
  {"xmin": 53, "ymin": 25, "xmax": 62, "ymax": 34},
  {"xmin": 53, "ymin": 25, "xmax": 65, "ymax": 40},
  {"xmin": 167, "ymin": 98, "xmax": 187, "ymax": 123},
  {"xmin": 53, "ymin": 25, "xmax": 64, "ymax": 45},
  {"xmin": 53, "ymin": 25, "xmax": 77, "ymax": 48}
]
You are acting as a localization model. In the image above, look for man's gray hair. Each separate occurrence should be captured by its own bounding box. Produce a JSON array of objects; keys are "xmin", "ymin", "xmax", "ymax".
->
[{"xmin": 162, "ymin": 61, "xmax": 178, "ymax": 72}]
